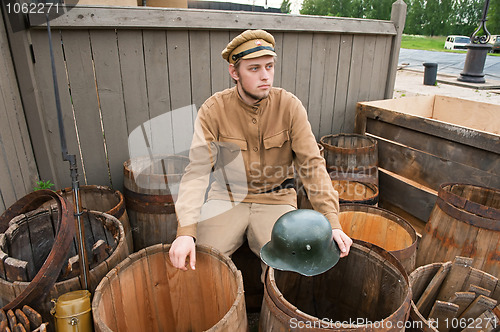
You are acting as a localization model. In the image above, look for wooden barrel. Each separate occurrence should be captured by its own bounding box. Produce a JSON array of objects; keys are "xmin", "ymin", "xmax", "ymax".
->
[
  {"xmin": 339, "ymin": 204, "xmax": 417, "ymax": 273},
  {"xmin": 333, "ymin": 180, "xmax": 379, "ymax": 205},
  {"xmin": 41, "ymin": 185, "xmax": 133, "ymax": 253},
  {"xmin": 320, "ymin": 133, "xmax": 378, "ymax": 185},
  {"xmin": 297, "ymin": 180, "xmax": 379, "ymax": 209},
  {"xmin": 260, "ymin": 240, "xmax": 412, "ymax": 331},
  {"xmin": 0, "ymin": 209, "xmax": 129, "ymax": 330},
  {"xmin": 416, "ymin": 183, "xmax": 500, "ymax": 276},
  {"xmin": 123, "ymin": 155, "xmax": 190, "ymax": 251},
  {"xmin": 92, "ymin": 244, "xmax": 247, "ymax": 332},
  {"xmin": 408, "ymin": 257, "xmax": 500, "ymax": 332}
]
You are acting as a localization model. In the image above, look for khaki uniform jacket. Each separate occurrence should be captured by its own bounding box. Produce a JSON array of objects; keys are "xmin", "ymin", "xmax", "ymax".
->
[{"xmin": 175, "ymin": 86, "xmax": 340, "ymax": 238}]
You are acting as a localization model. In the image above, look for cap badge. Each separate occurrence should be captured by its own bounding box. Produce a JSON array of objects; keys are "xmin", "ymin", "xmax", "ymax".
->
[{"xmin": 255, "ymin": 40, "xmax": 262, "ymax": 46}]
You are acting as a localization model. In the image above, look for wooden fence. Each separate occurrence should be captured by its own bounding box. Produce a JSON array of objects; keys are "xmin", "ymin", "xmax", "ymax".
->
[{"xmin": 0, "ymin": 1, "xmax": 406, "ymax": 213}]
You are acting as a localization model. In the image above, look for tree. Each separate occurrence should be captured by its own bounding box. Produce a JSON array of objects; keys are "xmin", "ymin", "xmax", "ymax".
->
[
  {"xmin": 280, "ymin": 0, "xmax": 291, "ymax": 13},
  {"xmin": 486, "ymin": 0, "xmax": 499, "ymax": 35},
  {"xmin": 404, "ymin": 0, "xmax": 426, "ymax": 35}
]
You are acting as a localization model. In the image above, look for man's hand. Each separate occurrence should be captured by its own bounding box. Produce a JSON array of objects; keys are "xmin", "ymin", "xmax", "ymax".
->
[
  {"xmin": 169, "ymin": 236, "xmax": 196, "ymax": 270},
  {"xmin": 332, "ymin": 229, "xmax": 352, "ymax": 258}
]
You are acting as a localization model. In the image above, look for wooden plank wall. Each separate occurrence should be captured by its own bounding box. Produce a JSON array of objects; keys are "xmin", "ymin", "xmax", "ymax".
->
[
  {"xmin": 1, "ymin": 3, "xmax": 405, "ymax": 208},
  {"xmin": 0, "ymin": 9, "xmax": 38, "ymax": 212}
]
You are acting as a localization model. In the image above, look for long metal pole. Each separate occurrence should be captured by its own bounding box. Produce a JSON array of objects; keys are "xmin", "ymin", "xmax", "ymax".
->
[{"xmin": 46, "ymin": 14, "xmax": 90, "ymax": 291}]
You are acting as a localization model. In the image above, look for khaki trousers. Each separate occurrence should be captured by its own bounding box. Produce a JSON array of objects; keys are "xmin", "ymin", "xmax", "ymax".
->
[{"xmin": 197, "ymin": 200, "xmax": 295, "ymax": 278}]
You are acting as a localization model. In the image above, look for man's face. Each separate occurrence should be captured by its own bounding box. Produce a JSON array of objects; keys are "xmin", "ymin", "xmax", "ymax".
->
[{"xmin": 231, "ymin": 55, "xmax": 275, "ymax": 104}]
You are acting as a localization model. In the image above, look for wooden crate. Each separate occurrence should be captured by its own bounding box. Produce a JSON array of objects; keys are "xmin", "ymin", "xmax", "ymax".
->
[
  {"xmin": 355, "ymin": 95, "xmax": 500, "ymax": 234},
  {"xmin": 143, "ymin": 0, "xmax": 188, "ymax": 8}
]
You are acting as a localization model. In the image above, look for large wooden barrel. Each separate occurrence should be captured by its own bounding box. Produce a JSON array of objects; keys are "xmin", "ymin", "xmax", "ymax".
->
[
  {"xmin": 92, "ymin": 244, "xmax": 247, "ymax": 332},
  {"xmin": 260, "ymin": 240, "xmax": 412, "ymax": 331},
  {"xmin": 41, "ymin": 185, "xmax": 133, "ymax": 253},
  {"xmin": 320, "ymin": 133, "xmax": 378, "ymax": 184},
  {"xmin": 339, "ymin": 204, "xmax": 417, "ymax": 273},
  {"xmin": 408, "ymin": 257, "xmax": 500, "ymax": 332},
  {"xmin": 123, "ymin": 155, "xmax": 190, "ymax": 251},
  {"xmin": 416, "ymin": 183, "xmax": 500, "ymax": 276},
  {"xmin": 0, "ymin": 209, "xmax": 129, "ymax": 330}
]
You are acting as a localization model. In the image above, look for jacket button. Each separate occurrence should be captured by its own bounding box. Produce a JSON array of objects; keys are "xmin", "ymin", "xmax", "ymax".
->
[
  {"xmin": 253, "ymin": 147, "xmax": 258, "ymax": 152},
  {"xmin": 252, "ymin": 118, "xmax": 257, "ymax": 124}
]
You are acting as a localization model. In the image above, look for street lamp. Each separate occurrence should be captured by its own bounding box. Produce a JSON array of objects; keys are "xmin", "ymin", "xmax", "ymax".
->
[{"xmin": 458, "ymin": 0, "xmax": 492, "ymax": 83}]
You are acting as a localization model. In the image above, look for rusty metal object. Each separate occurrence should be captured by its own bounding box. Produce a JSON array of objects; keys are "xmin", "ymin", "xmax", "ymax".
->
[{"xmin": 1, "ymin": 190, "xmax": 75, "ymax": 311}]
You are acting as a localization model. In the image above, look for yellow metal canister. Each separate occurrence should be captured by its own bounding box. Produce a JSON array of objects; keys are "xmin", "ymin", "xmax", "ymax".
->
[{"xmin": 51, "ymin": 290, "xmax": 93, "ymax": 332}]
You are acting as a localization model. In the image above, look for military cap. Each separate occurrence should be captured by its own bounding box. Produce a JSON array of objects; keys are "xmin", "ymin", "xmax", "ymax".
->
[{"xmin": 221, "ymin": 29, "xmax": 277, "ymax": 64}]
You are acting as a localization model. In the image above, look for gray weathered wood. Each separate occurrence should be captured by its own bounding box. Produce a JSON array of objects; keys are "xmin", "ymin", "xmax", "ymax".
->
[
  {"xmin": 377, "ymin": 137, "xmax": 500, "ymax": 190},
  {"xmin": 365, "ymin": 117, "xmax": 500, "ymax": 177},
  {"xmin": 1, "ymin": 5, "xmax": 404, "ymax": 212},
  {"xmin": 31, "ymin": 29, "xmax": 82, "ymax": 189},
  {"xmin": 318, "ymin": 34, "xmax": 341, "ymax": 139},
  {"xmin": 332, "ymin": 34, "xmax": 353, "ymax": 134},
  {"xmin": 379, "ymin": 168, "xmax": 437, "ymax": 222},
  {"xmin": 89, "ymin": 30, "xmax": 130, "ymax": 191},
  {"xmin": 0, "ymin": 12, "xmax": 37, "ymax": 200},
  {"xmin": 384, "ymin": 0, "xmax": 406, "ymax": 99},
  {"xmin": 30, "ymin": 7, "xmax": 398, "ymax": 35},
  {"xmin": 294, "ymin": 33, "xmax": 313, "ymax": 109},
  {"xmin": 61, "ymin": 29, "xmax": 110, "ymax": 186}
]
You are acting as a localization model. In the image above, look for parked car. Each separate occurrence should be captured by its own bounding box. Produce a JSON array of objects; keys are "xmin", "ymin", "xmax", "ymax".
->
[
  {"xmin": 491, "ymin": 35, "xmax": 500, "ymax": 53},
  {"xmin": 444, "ymin": 35, "xmax": 470, "ymax": 50}
]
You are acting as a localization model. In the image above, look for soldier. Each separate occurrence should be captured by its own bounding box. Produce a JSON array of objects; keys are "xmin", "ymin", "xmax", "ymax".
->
[{"xmin": 169, "ymin": 29, "xmax": 352, "ymax": 273}]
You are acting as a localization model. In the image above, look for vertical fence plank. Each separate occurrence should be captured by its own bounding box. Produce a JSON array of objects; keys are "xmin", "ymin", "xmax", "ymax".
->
[
  {"xmin": 344, "ymin": 35, "xmax": 366, "ymax": 133},
  {"xmin": 31, "ymin": 29, "xmax": 82, "ymax": 190},
  {"xmin": 90, "ymin": 30, "xmax": 129, "ymax": 191},
  {"xmin": 61, "ymin": 29, "xmax": 110, "ymax": 187},
  {"xmin": 272, "ymin": 31, "xmax": 284, "ymax": 89},
  {"xmin": 280, "ymin": 32, "xmax": 298, "ymax": 94},
  {"xmin": 295, "ymin": 33, "xmax": 313, "ymax": 110},
  {"xmin": 357, "ymin": 35, "xmax": 377, "ymax": 103},
  {"xmin": 0, "ymin": 11, "xmax": 37, "ymax": 199},
  {"xmin": 372, "ymin": 36, "xmax": 392, "ymax": 100},
  {"xmin": 118, "ymin": 30, "xmax": 150, "ymax": 136},
  {"xmin": 209, "ymin": 30, "xmax": 231, "ymax": 96},
  {"xmin": 0, "ymin": 78, "xmax": 24, "ymax": 203},
  {"xmin": 318, "ymin": 34, "xmax": 341, "ymax": 139},
  {"xmin": 189, "ymin": 30, "xmax": 212, "ymax": 111},
  {"xmin": 143, "ymin": 30, "xmax": 174, "ymax": 156},
  {"xmin": 167, "ymin": 30, "xmax": 194, "ymax": 155},
  {"xmin": 331, "ymin": 34, "xmax": 353, "ymax": 134},
  {"xmin": 307, "ymin": 33, "xmax": 328, "ymax": 137}
]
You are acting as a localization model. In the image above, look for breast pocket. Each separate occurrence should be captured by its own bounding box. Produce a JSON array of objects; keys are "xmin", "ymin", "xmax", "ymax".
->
[{"xmin": 263, "ymin": 130, "xmax": 292, "ymax": 168}]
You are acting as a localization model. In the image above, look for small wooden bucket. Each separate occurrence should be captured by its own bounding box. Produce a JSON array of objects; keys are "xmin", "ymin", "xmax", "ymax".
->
[
  {"xmin": 123, "ymin": 155, "xmax": 190, "ymax": 251},
  {"xmin": 260, "ymin": 240, "xmax": 412, "ymax": 331},
  {"xmin": 92, "ymin": 244, "xmax": 247, "ymax": 332},
  {"xmin": 333, "ymin": 180, "xmax": 379, "ymax": 205},
  {"xmin": 0, "ymin": 209, "xmax": 128, "ymax": 329},
  {"xmin": 409, "ymin": 257, "xmax": 500, "ymax": 332},
  {"xmin": 416, "ymin": 183, "xmax": 500, "ymax": 276},
  {"xmin": 297, "ymin": 180, "xmax": 379, "ymax": 209},
  {"xmin": 339, "ymin": 204, "xmax": 417, "ymax": 273},
  {"xmin": 41, "ymin": 185, "xmax": 133, "ymax": 254},
  {"xmin": 320, "ymin": 133, "xmax": 378, "ymax": 185}
]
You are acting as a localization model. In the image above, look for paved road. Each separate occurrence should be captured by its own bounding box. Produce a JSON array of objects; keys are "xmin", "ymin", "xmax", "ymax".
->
[{"xmin": 399, "ymin": 48, "xmax": 500, "ymax": 80}]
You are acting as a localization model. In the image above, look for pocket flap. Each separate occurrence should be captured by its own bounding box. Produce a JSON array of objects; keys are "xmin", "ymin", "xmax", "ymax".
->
[
  {"xmin": 263, "ymin": 130, "xmax": 289, "ymax": 149},
  {"xmin": 219, "ymin": 136, "xmax": 248, "ymax": 151}
]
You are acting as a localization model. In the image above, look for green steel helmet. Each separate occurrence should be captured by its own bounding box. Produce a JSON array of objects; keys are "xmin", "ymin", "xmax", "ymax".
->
[{"xmin": 260, "ymin": 209, "xmax": 341, "ymax": 277}]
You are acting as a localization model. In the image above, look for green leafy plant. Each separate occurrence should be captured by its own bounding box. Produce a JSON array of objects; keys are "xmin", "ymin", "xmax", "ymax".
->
[{"xmin": 34, "ymin": 179, "xmax": 55, "ymax": 191}]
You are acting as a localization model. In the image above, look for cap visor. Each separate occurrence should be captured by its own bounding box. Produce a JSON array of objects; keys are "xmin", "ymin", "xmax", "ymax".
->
[{"xmin": 241, "ymin": 49, "xmax": 277, "ymax": 61}]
